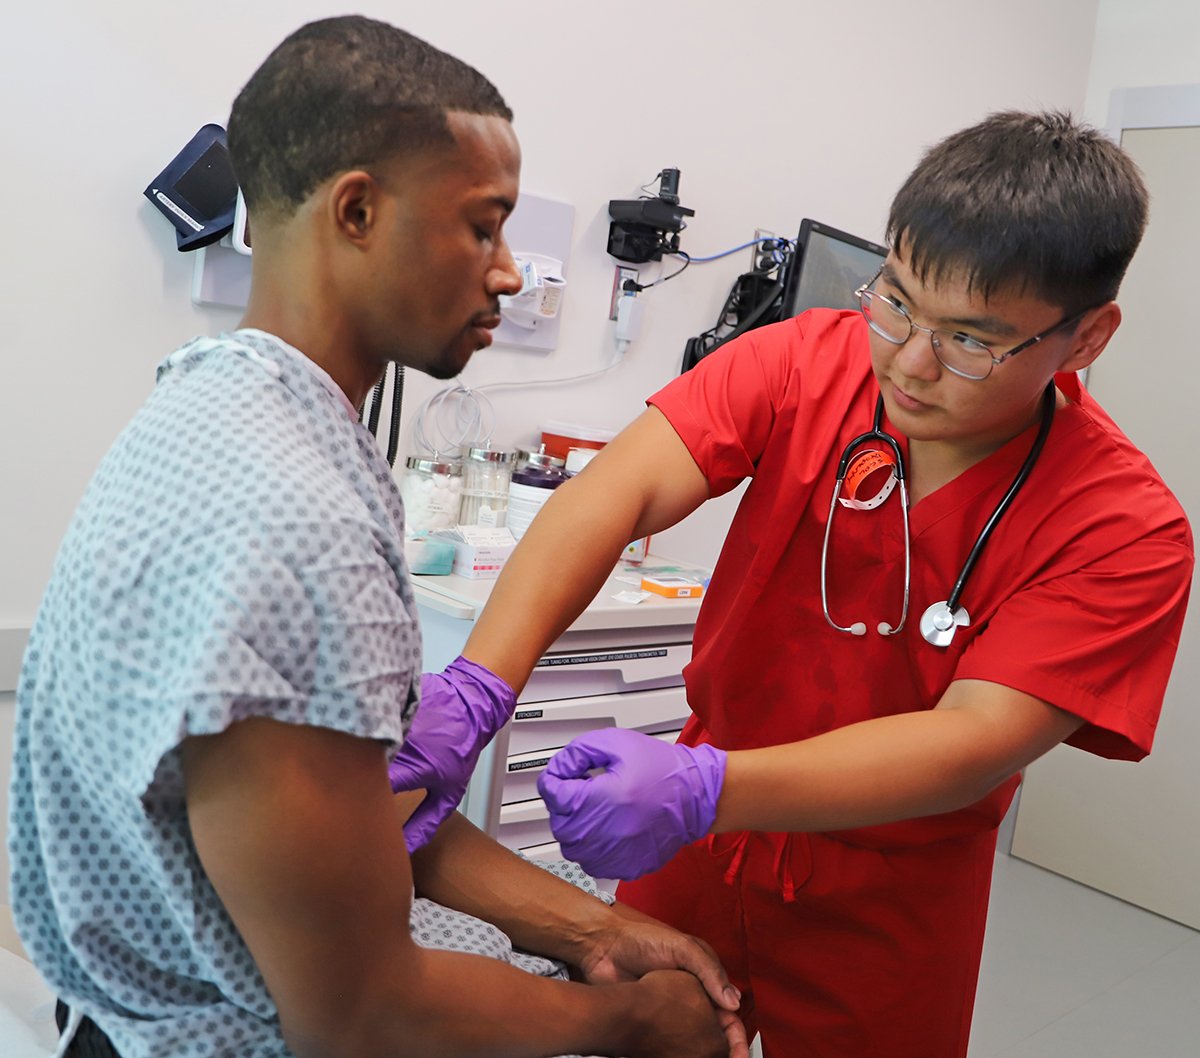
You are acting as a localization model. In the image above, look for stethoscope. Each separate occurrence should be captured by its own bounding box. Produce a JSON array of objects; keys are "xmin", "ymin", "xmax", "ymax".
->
[{"xmin": 820, "ymin": 381, "xmax": 1056, "ymax": 647}]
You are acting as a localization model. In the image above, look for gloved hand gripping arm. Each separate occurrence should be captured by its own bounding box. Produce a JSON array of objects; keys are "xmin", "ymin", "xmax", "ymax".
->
[{"xmin": 388, "ymin": 654, "xmax": 516, "ymax": 851}]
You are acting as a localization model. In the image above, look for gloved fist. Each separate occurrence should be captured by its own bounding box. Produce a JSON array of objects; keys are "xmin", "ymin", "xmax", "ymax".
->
[
  {"xmin": 388, "ymin": 655, "xmax": 515, "ymax": 852},
  {"xmin": 537, "ymin": 727, "xmax": 727, "ymax": 880}
]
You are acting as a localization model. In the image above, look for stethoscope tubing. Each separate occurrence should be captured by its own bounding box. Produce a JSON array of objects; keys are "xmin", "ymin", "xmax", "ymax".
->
[
  {"xmin": 941, "ymin": 382, "xmax": 1057, "ymax": 615},
  {"xmin": 822, "ymin": 381, "xmax": 1056, "ymax": 645}
]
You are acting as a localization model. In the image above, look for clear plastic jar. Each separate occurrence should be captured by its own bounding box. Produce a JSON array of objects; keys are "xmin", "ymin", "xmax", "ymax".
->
[
  {"xmin": 506, "ymin": 447, "xmax": 568, "ymax": 541},
  {"xmin": 400, "ymin": 457, "xmax": 463, "ymax": 533},
  {"xmin": 459, "ymin": 447, "xmax": 515, "ymax": 527}
]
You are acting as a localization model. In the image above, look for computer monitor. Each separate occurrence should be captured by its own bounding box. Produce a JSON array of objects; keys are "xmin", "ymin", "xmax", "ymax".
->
[{"xmin": 781, "ymin": 219, "xmax": 888, "ymax": 319}]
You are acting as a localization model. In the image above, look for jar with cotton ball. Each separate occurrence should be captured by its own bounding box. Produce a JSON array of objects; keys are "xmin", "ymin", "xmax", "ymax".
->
[{"xmin": 400, "ymin": 457, "xmax": 464, "ymax": 533}]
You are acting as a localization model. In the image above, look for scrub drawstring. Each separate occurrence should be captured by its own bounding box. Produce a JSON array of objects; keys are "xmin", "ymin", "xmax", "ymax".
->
[
  {"xmin": 774, "ymin": 833, "xmax": 798, "ymax": 903},
  {"xmin": 709, "ymin": 831, "xmax": 802, "ymax": 902},
  {"xmin": 709, "ymin": 831, "xmax": 750, "ymax": 888}
]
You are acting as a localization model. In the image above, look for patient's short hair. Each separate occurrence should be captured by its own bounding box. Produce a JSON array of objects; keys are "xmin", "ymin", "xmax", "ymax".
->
[
  {"xmin": 228, "ymin": 15, "xmax": 512, "ymax": 219},
  {"xmin": 887, "ymin": 111, "xmax": 1149, "ymax": 313}
]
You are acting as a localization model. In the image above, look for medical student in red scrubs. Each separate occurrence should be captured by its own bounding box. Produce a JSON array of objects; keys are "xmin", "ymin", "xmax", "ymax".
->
[{"xmin": 394, "ymin": 111, "xmax": 1194, "ymax": 1057}]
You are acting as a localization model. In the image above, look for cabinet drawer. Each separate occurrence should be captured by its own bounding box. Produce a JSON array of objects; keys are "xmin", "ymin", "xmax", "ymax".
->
[
  {"xmin": 519, "ymin": 839, "xmax": 563, "ymax": 862},
  {"xmin": 509, "ymin": 685, "xmax": 691, "ymax": 755},
  {"xmin": 520, "ymin": 642, "xmax": 691, "ymax": 704},
  {"xmin": 497, "ymin": 798, "xmax": 552, "ymax": 851}
]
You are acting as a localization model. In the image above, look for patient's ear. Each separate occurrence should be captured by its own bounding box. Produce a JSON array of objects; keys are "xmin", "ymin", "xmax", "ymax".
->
[{"xmin": 328, "ymin": 170, "xmax": 378, "ymax": 246}]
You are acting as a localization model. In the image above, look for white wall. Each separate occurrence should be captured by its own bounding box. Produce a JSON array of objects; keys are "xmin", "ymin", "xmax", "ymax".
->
[{"xmin": 1086, "ymin": 0, "xmax": 1200, "ymax": 124}]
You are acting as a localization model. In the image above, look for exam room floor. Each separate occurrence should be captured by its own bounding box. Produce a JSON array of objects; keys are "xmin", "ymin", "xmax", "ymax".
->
[
  {"xmin": 964, "ymin": 849, "xmax": 1200, "ymax": 1057},
  {"xmin": 743, "ymin": 834, "xmax": 1200, "ymax": 1058}
]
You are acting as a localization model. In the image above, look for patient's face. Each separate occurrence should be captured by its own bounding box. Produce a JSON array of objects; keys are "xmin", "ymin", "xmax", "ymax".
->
[{"xmin": 366, "ymin": 112, "xmax": 524, "ymax": 380}]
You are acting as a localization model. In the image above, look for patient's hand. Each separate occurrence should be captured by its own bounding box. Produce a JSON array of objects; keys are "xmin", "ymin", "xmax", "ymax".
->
[
  {"xmin": 582, "ymin": 902, "xmax": 748, "ymax": 1058},
  {"xmin": 578, "ymin": 899, "xmax": 742, "ymax": 1012}
]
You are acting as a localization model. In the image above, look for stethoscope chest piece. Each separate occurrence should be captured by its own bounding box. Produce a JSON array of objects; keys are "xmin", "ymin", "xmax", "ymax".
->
[{"xmin": 919, "ymin": 601, "xmax": 971, "ymax": 647}]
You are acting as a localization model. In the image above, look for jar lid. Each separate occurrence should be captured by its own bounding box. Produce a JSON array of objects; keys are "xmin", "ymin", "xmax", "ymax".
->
[
  {"xmin": 520, "ymin": 444, "xmax": 565, "ymax": 470},
  {"xmin": 467, "ymin": 447, "xmax": 515, "ymax": 463},
  {"xmin": 404, "ymin": 456, "xmax": 462, "ymax": 475}
]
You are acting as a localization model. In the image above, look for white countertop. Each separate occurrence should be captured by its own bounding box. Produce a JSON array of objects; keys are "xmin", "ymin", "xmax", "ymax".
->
[
  {"xmin": 410, "ymin": 557, "xmax": 706, "ymax": 630},
  {"xmin": 0, "ymin": 945, "xmax": 56, "ymax": 1057}
]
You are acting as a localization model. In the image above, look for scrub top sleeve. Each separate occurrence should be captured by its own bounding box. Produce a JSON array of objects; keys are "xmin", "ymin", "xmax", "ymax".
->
[
  {"xmin": 648, "ymin": 320, "xmax": 802, "ymax": 495},
  {"xmin": 955, "ymin": 535, "xmax": 1193, "ymax": 761}
]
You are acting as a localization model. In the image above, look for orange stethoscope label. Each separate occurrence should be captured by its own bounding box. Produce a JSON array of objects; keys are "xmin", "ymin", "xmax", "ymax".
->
[{"xmin": 838, "ymin": 448, "xmax": 898, "ymax": 510}]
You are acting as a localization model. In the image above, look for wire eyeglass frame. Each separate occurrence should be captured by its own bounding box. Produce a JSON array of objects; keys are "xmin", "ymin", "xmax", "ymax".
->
[{"xmin": 854, "ymin": 268, "xmax": 1090, "ymax": 381}]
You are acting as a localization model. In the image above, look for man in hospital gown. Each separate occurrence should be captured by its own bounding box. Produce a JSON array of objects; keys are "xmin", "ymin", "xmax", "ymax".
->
[{"xmin": 7, "ymin": 16, "xmax": 745, "ymax": 1058}]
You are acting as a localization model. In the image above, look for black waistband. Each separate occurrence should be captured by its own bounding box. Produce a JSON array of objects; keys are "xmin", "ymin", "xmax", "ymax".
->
[{"xmin": 55, "ymin": 1000, "xmax": 122, "ymax": 1058}]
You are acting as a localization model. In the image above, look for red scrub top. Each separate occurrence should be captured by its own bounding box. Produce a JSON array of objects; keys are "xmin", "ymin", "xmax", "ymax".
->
[
  {"xmin": 620, "ymin": 309, "xmax": 1194, "ymax": 1056},
  {"xmin": 652, "ymin": 310, "xmax": 1190, "ymax": 777}
]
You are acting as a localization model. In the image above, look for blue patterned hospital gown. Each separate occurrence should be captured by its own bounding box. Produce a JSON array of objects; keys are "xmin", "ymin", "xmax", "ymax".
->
[{"xmin": 6, "ymin": 331, "xmax": 599, "ymax": 1058}]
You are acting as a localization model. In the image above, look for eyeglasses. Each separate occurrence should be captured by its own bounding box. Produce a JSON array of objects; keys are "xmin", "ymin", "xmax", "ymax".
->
[{"xmin": 854, "ymin": 270, "xmax": 1089, "ymax": 381}]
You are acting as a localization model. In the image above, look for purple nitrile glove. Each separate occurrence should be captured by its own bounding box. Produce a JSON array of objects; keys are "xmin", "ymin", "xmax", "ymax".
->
[
  {"xmin": 537, "ymin": 727, "xmax": 727, "ymax": 881},
  {"xmin": 388, "ymin": 655, "xmax": 516, "ymax": 853}
]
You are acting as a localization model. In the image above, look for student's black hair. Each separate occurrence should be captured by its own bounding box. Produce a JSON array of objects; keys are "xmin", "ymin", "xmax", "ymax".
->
[
  {"xmin": 227, "ymin": 15, "xmax": 512, "ymax": 219},
  {"xmin": 887, "ymin": 111, "xmax": 1149, "ymax": 313}
]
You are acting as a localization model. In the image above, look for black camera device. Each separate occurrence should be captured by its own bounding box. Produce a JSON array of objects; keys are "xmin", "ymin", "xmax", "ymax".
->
[{"xmin": 607, "ymin": 168, "xmax": 695, "ymax": 263}]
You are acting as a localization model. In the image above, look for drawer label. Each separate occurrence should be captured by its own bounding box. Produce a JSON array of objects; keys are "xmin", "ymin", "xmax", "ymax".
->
[
  {"xmin": 536, "ymin": 648, "xmax": 669, "ymax": 667},
  {"xmin": 509, "ymin": 756, "xmax": 552, "ymax": 772},
  {"xmin": 514, "ymin": 709, "xmax": 544, "ymax": 720}
]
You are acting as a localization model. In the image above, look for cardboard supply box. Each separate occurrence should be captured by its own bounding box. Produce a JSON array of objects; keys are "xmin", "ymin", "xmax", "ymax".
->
[{"xmin": 640, "ymin": 573, "xmax": 705, "ymax": 599}]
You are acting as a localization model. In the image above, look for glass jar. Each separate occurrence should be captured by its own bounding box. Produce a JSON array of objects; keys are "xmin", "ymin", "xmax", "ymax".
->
[
  {"xmin": 506, "ymin": 446, "xmax": 568, "ymax": 541},
  {"xmin": 400, "ymin": 457, "xmax": 463, "ymax": 533},
  {"xmin": 459, "ymin": 447, "xmax": 515, "ymax": 527}
]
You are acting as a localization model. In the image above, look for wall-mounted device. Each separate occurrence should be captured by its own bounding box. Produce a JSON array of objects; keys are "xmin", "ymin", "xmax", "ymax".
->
[
  {"xmin": 607, "ymin": 168, "xmax": 695, "ymax": 263},
  {"xmin": 499, "ymin": 253, "xmax": 567, "ymax": 330},
  {"xmin": 144, "ymin": 124, "xmax": 239, "ymax": 251},
  {"xmin": 489, "ymin": 193, "xmax": 575, "ymax": 353},
  {"xmin": 681, "ymin": 218, "xmax": 887, "ymax": 373},
  {"xmin": 230, "ymin": 189, "xmax": 251, "ymax": 254}
]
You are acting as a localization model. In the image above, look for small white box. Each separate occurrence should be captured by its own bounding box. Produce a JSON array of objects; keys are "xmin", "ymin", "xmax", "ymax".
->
[{"xmin": 433, "ymin": 526, "xmax": 516, "ymax": 579}]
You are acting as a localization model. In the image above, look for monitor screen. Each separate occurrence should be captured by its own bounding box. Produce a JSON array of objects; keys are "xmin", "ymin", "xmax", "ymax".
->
[
  {"xmin": 782, "ymin": 219, "xmax": 888, "ymax": 319},
  {"xmin": 172, "ymin": 140, "xmax": 237, "ymax": 219}
]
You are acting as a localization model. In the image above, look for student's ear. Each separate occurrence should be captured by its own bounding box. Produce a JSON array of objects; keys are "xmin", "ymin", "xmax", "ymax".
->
[
  {"xmin": 1060, "ymin": 301, "xmax": 1122, "ymax": 374},
  {"xmin": 327, "ymin": 169, "xmax": 378, "ymax": 247}
]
